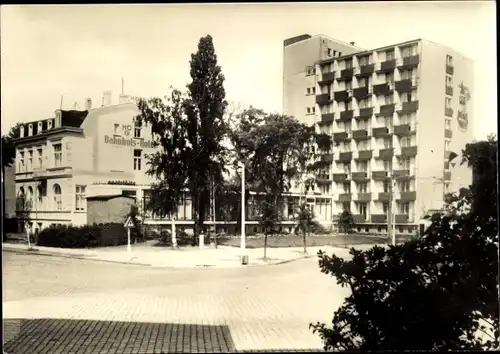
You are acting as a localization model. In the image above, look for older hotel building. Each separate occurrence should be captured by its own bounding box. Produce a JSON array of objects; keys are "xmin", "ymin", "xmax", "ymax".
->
[{"xmin": 283, "ymin": 34, "xmax": 474, "ymax": 234}]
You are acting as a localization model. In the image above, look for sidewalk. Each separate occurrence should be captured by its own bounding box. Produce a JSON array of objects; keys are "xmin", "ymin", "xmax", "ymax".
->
[{"xmin": 3, "ymin": 242, "xmax": 384, "ymax": 268}]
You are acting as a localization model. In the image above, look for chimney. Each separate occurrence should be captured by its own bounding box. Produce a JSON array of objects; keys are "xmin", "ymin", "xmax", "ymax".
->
[
  {"xmin": 103, "ymin": 91, "xmax": 112, "ymax": 106},
  {"xmin": 119, "ymin": 94, "xmax": 131, "ymax": 104},
  {"xmin": 85, "ymin": 98, "xmax": 92, "ymax": 110}
]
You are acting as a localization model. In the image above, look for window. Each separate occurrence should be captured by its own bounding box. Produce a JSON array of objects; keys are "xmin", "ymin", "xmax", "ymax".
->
[
  {"xmin": 445, "ymin": 119, "xmax": 451, "ymax": 129},
  {"xmin": 358, "ymin": 162, "xmax": 368, "ymax": 172},
  {"xmin": 20, "ymin": 126, "xmax": 25, "ymax": 138},
  {"xmin": 26, "ymin": 150, "xmax": 33, "ymax": 171},
  {"xmin": 53, "ymin": 184, "xmax": 62, "ymax": 211},
  {"xmin": 342, "ymin": 202, "xmax": 350, "ymax": 211},
  {"xmin": 343, "ymin": 163, "xmax": 351, "ymax": 174},
  {"xmin": 358, "ymin": 77, "xmax": 369, "ymax": 88},
  {"xmin": 384, "ymin": 160, "xmax": 392, "ymax": 171},
  {"xmin": 383, "ymin": 203, "xmax": 389, "ymax": 214},
  {"xmin": 26, "ymin": 187, "xmax": 33, "ymax": 210},
  {"xmin": 47, "ymin": 120, "xmax": 53, "ymax": 130},
  {"xmin": 400, "ymin": 202, "xmax": 410, "ymax": 215},
  {"xmin": 358, "ymin": 203, "xmax": 368, "ymax": 217},
  {"xmin": 383, "ymin": 137, "xmax": 393, "ymax": 149},
  {"xmin": 358, "ymin": 98, "xmax": 367, "ymax": 109},
  {"xmin": 384, "ymin": 95, "xmax": 394, "ymax": 105},
  {"xmin": 306, "ymin": 107, "xmax": 311, "ymax": 114},
  {"xmin": 37, "ymin": 185, "xmax": 44, "ymax": 206},
  {"xmin": 400, "ymin": 137, "xmax": 411, "ymax": 147},
  {"xmin": 384, "ymin": 117, "xmax": 393, "ymax": 128},
  {"xmin": 385, "ymin": 72, "xmax": 394, "ymax": 84},
  {"xmin": 75, "ymin": 185, "xmax": 86, "ymax": 211},
  {"xmin": 344, "ymin": 123, "xmax": 352, "ymax": 133},
  {"xmin": 358, "ymin": 56, "xmax": 369, "ymax": 66},
  {"xmin": 444, "ymin": 183, "xmax": 451, "ymax": 194},
  {"xmin": 445, "ymin": 97, "xmax": 452, "ymax": 108},
  {"xmin": 306, "ymin": 66, "xmax": 316, "ymax": 76},
  {"xmin": 357, "ymin": 120, "xmax": 368, "ymax": 130},
  {"xmin": 400, "ymin": 114, "xmax": 411, "ymax": 125},
  {"xmin": 19, "ymin": 151, "xmax": 25, "ymax": 172},
  {"xmin": 358, "ymin": 182, "xmax": 368, "ymax": 193},
  {"xmin": 338, "ymin": 52, "xmax": 342, "ymax": 57},
  {"xmin": 345, "ymin": 59, "xmax": 353, "ymax": 69},
  {"xmin": 306, "ymin": 107, "xmax": 315, "ymax": 115},
  {"xmin": 327, "ymin": 48, "xmax": 333, "ymax": 57},
  {"xmin": 386, "ymin": 50, "xmax": 394, "ymax": 61},
  {"xmin": 358, "ymin": 140, "xmax": 369, "ymax": 151},
  {"xmin": 345, "ymin": 80, "xmax": 353, "ymax": 91},
  {"xmin": 133, "ymin": 149, "xmax": 142, "ymax": 170},
  {"xmin": 134, "ymin": 119, "xmax": 142, "ymax": 138},
  {"xmin": 383, "ymin": 180, "xmax": 390, "ymax": 192},
  {"xmin": 401, "ymin": 92, "xmax": 413, "ymax": 103},
  {"xmin": 343, "ymin": 183, "xmax": 351, "ymax": 193},
  {"xmin": 399, "ymin": 158, "xmax": 411, "ymax": 169},
  {"xmin": 37, "ymin": 148, "xmax": 43, "ymax": 169},
  {"xmin": 401, "ymin": 46, "xmax": 414, "ymax": 58},
  {"xmin": 399, "ymin": 181, "xmax": 410, "ymax": 192},
  {"xmin": 38, "ymin": 122, "xmax": 43, "ymax": 134},
  {"xmin": 28, "ymin": 124, "xmax": 33, "ymax": 136},
  {"xmin": 446, "ymin": 55, "xmax": 453, "ymax": 66},
  {"xmin": 401, "ymin": 69, "xmax": 414, "ymax": 80},
  {"xmin": 53, "ymin": 144, "xmax": 62, "ymax": 167},
  {"xmin": 311, "ymin": 87, "xmax": 316, "ymax": 94},
  {"xmin": 446, "ymin": 75, "xmax": 453, "ymax": 87}
]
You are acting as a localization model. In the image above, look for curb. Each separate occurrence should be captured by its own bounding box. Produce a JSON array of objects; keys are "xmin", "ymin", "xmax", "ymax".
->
[{"xmin": 3, "ymin": 247, "xmax": 310, "ymax": 269}]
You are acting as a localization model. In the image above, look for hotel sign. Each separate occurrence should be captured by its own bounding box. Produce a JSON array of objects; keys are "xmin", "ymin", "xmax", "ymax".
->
[
  {"xmin": 457, "ymin": 82, "xmax": 471, "ymax": 132},
  {"xmin": 104, "ymin": 123, "xmax": 155, "ymax": 148}
]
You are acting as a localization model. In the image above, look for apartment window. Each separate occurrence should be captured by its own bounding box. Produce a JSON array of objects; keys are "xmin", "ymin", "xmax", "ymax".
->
[
  {"xmin": 358, "ymin": 120, "xmax": 369, "ymax": 131},
  {"xmin": 358, "ymin": 162, "xmax": 368, "ymax": 172},
  {"xmin": 446, "ymin": 75, "xmax": 453, "ymax": 87},
  {"xmin": 399, "ymin": 158, "xmax": 411, "ymax": 169},
  {"xmin": 401, "ymin": 46, "xmax": 414, "ymax": 58},
  {"xmin": 401, "ymin": 92, "xmax": 413, "ymax": 103},
  {"xmin": 383, "ymin": 180, "xmax": 390, "ymax": 192},
  {"xmin": 134, "ymin": 119, "xmax": 142, "ymax": 138},
  {"xmin": 27, "ymin": 150, "xmax": 33, "ymax": 171},
  {"xmin": 444, "ymin": 183, "xmax": 451, "ymax": 194},
  {"xmin": 53, "ymin": 184, "xmax": 62, "ymax": 211},
  {"xmin": 401, "ymin": 69, "xmax": 414, "ymax": 80},
  {"xmin": 75, "ymin": 185, "xmax": 86, "ymax": 211},
  {"xmin": 343, "ymin": 182, "xmax": 351, "ymax": 193},
  {"xmin": 383, "ymin": 160, "xmax": 392, "ymax": 171},
  {"xmin": 445, "ymin": 97, "xmax": 452, "ymax": 108},
  {"xmin": 400, "ymin": 114, "xmax": 411, "ymax": 125},
  {"xmin": 342, "ymin": 202, "xmax": 350, "ymax": 211},
  {"xmin": 37, "ymin": 185, "xmax": 43, "ymax": 207},
  {"xmin": 341, "ymin": 141, "xmax": 351, "ymax": 152},
  {"xmin": 345, "ymin": 80, "xmax": 353, "ymax": 91},
  {"xmin": 47, "ymin": 120, "xmax": 53, "ymax": 130},
  {"xmin": 400, "ymin": 202, "xmax": 410, "ymax": 215},
  {"xmin": 385, "ymin": 72, "xmax": 394, "ymax": 85},
  {"xmin": 338, "ymin": 52, "xmax": 342, "ymax": 57},
  {"xmin": 358, "ymin": 98, "xmax": 368, "ymax": 109},
  {"xmin": 358, "ymin": 203, "xmax": 368, "ymax": 217},
  {"xmin": 28, "ymin": 124, "xmax": 33, "ymax": 136},
  {"xmin": 445, "ymin": 119, "xmax": 451, "ymax": 130},
  {"xmin": 19, "ymin": 151, "xmax": 25, "ymax": 172},
  {"xmin": 386, "ymin": 50, "xmax": 394, "ymax": 61},
  {"xmin": 53, "ymin": 144, "xmax": 62, "ymax": 167},
  {"xmin": 306, "ymin": 66, "xmax": 316, "ymax": 76},
  {"xmin": 306, "ymin": 107, "xmax": 311, "ymax": 114},
  {"xmin": 383, "ymin": 137, "xmax": 393, "ymax": 149},
  {"xmin": 358, "ymin": 77, "xmax": 370, "ymax": 88},
  {"xmin": 358, "ymin": 56, "xmax": 369, "ymax": 66},
  {"xmin": 311, "ymin": 87, "xmax": 316, "ymax": 94},
  {"xmin": 343, "ymin": 162, "xmax": 351, "ymax": 174},
  {"xmin": 306, "ymin": 107, "xmax": 316, "ymax": 115},
  {"xmin": 358, "ymin": 140, "xmax": 369, "ymax": 151},
  {"xmin": 37, "ymin": 122, "xmax": 43, "ymax": 134},
  {"xmin": 383, "ymin": 203, "xmax": 389, "ymax": 214},
  {"xmin": 344, "ymin": 123, "xmax": 352, "ymax": 133},
  {"xmin": 400, "ymin": 137, "xmax": 411, "ymax": 147},
  {"xmin": 384, "ymin": 95, "xmax": 394, "ymax": 105},
  {"xmin": 327, "ymin": 48, "xmax": 333, "ymax": 57},
  {"xmin": 20, "ymin": 126, "xmax": 25, "ymax": 138},
  {"xmin": 446, "ymin": 55, "xmax": 453, "ymax": 66},
  {"xmin": 358, "ymin": 182, "xmax": 368, "ymax": 193},
  {"xmin": 345, "ymin": 59, "xmax": 353, "ymax": 69},
  {"xmin": 133, "ymin": 149, "xmax": 142, "ymax": 171},
  {"xmin": 384, "ymin": 117, "xmax": 393, "ymax": 128},
  {"xmin": 37, "ymin": 148, "xmax": 43, "ymax": 169},
  {"xmin": 399, "ymin": 181, "xmax": 410, "ymax": 192}
]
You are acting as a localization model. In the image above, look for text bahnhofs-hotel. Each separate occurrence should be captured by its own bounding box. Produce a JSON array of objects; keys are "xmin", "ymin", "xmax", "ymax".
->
[{"xmin": 11, "ymin": 34, "xmax": 473, "ymax": 235}]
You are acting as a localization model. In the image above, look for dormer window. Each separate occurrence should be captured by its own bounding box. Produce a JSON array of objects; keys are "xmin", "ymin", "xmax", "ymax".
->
[
  {"xmin": 20, "ymin": 126, "xmax": 25, "ymax": 138},
  {"xmin": 28, "ymin": 124, "xmax": 33, "ymax": 136},
  {"xmin": 55, "ymin": 111, "xmax": 62, "ymax": 128},
  {"xmin": 38, "ymin": 122, "xmax": 43, "ymax": 134},
  {"xmin": 47, "ymin": 120, "xmax": 53, "ymax": 129}
]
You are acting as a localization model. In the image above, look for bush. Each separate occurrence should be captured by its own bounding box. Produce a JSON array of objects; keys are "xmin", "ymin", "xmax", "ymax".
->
[{"xmin": 36, "ymin": 223, "xmax": 128, "ymax": 248}]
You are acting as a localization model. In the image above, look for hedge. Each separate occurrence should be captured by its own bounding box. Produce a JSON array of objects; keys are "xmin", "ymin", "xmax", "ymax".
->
[{"xmin": 36, "ymin": 223, "xmax": 133, "ymax": 248}]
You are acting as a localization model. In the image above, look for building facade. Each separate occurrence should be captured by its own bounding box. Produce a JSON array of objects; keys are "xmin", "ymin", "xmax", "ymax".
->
[{"xmin": 283, "ymin": 35, "xmax": 474, "ymax": 234}]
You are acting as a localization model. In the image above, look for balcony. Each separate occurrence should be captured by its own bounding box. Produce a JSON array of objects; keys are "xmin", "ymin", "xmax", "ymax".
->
[
  {"xmin": 399, "ymin": 191, "xmax": 417, "ymax": 201},
  {"xmin": 353, "ymin": 86, "xmax": 371, "ymax": 100},
  {"xmin": 377, "ymin": 59, "xmax": 396, "ymax": 73},
  {"xmin": 378, "ymin": 148, "xmax": 394, "ymax": 160},
  {"xmin": 372, "ymin": 127, "xmax": 390, "ymax": 138},
  {"xmin": 446, "ymin": 86, "xmax": 453, "ymax": 96},
  {"xmin": 320, "ymin": 113, "xmax": 335, "ymax": 124},
  {"xmin": 355, "ymin": 193, "xmax": 372, "ymax": 202},
  {"xmin": 444, "ymin": 161, "xmax": 450, "ymax": 170},
  {"xmin": 333, "ymin": 132, "xmax": 349, "ymax": 141},
  {"xmin": 333, "ymin": 173, "xmax": 348, "ymax": 183},
  {"xmin": 372, "ymin": 171, "xmax": 389, "ymax": 180},
  {"xmin": 321, "ymin": 153, "xmax": 334, "ymax": 163},
  {"xmin": 338, "ymin": 110, "xmax": 354, "ymax": 121},
  {"xmin": 395, "ymin": 214, "xmax": 409, "ymax": 224},
  {"xmin": 318, "ymin": 71, "xmax": 335, "ymax": 85},
  {"xmin": 377, "ymin": 103, "xmax": 396, "ymax": 116},
  {"xmin": 397, "ymin": 101, "xmax": 419, "ymax": 113},
  {"xmin": 334, "ymin": 90, "xmax": 351, "ymax": 102},
  {"xmin": 353, "ymin": 214, "xmax": 366, "ymax": 223},
  {"xmin": 316, "ymin": 93, "xmax": 332, "ymax": 105},
  {"xmin": 378, "ymin": 192, "xmax": 391, "ymax": 202},
  {"xmin": 373, "ymin": 83, "xmax": 393, "ymax": 96},
  {"xmin": 355, "ymin": 107, "xmax": 374, "ymax": 120},
  {"xmin": 445, "ymin": 129, "xmax": 453, "ymax": 139},
  {"xmin": 394, "ymin": 124, "xmax": 412, "ymax": 136},
  {"xmin": 355, "ymin": 64, "xmax": 375, "ymax": 77},
  {"xmin": 443, "ymin": 171, "xmax": 452, "ymax": 181},
  {"xmin": 316, "ymin": 174, "xmax": 331, "ymax": 183},
  {"xmin": 445, "ymin": 107, "xmax": 453, "ymax": 117},
  {"xmin": 352, "ymin": 172, "xmax": 369, "ymax": 182},
  {"xmin": 395, "ymin": 79, "xmax": 416, "ymax": 93},
  {"xmin": 397, "ymin": 55, "xmax": 420, "ymax": 69},
  {"xmin": 352, "ymin": 129, "xmax": 369, "ymax": 140},
  {"xmin": 446, "ymin": 64, "xmax": 454, "ymax": 75},
  {"xmin": 337, "ymin": 152, "xmax": 353, "ymax": 163},
  {"xmin": 337, "ymin": 68, "xmax": 354, "ymax": 81},
  {"xmin": 338, "ymin": 193, "xmax": 352, "ymax": 202},
  {"xmin": 371, "ymin": 214, "xmax": 387, "ymax": 223},
  {"xmin": 356, "ymin": 150, "xmax": 373, "ymax": 160},
  {"xmin": 400, "ymin": 146, "xmax": 418, "ymax": 157},
  {"xmin": 393, "ymin": 169, "xmax": 411, "ymax": 179}
]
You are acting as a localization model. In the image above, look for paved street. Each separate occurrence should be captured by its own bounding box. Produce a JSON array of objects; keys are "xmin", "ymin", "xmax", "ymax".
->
[{"xmin": 3, "ymin": 251, "xmax": 349, "ymax": 353}]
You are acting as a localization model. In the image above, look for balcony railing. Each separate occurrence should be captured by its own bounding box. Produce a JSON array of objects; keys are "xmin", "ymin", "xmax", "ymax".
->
[
  {"xmin": 377, "ymin": 103, "xmax": 396, "ymax": 116},
  {"xmin": 339, "ymin": 110, "xmax": 354, "ymax": 121},
  {"xmin": 377, "ymin": 59, "xmax": 396, "ymax": 73},
  {"xmin": 355, "ymin": 63, "xmax": 375, "ymax": 77},
  {"xmin": 397, "ymin": 101, "xmax": 419, "ymax": 113},
  {"xmin": 353, "ymin": 86, "xmax": 371, "ymax": 100},
  {"xmin": 316, "ymin": 174, "xmax": 331, "ymax": 183},
  {"xmin": 338, "ymin": 193, "xmax": 352, "ymax": 202},
  {"xmin": 394, "ymin": 124, "xmax": 412, "ymax": 136},
  {"xmin": 446, "ymin": 64, "xmax": 454, "ymax": 75},
  {"xmin": 395, "ymin": 214, "xmax": 409, "ymax": 224},
  {"xmin": 378, "ymin": 192, "xmax": 391, "ymax": 202},
  {"xmin": 372, "ymin": 170, "xmax": 389, "ymax": 180},
  {"xmin": 445, "ymin": 129, "xmax": 453, "ymax": 139},
  {"xmin": 333, "ymin": 173, "xmax": 348, "ymax": 183},
  {"xmin": 333, "ymin": 90, "xmax": 351, "ymax": 102},
  {"xmin": 337, "ymin": 152, "xmax": 353, "ymax": 163},
  {"xmin": 445, "ymin": 86, "xmax": 453, "ymax": 96},
  {"xmin": 356, "ymin": 150, "xmax": 373, "ymax": 160},
  {"xmin": 373, "ymin": 83, "xmax": 393, "ymax": 96},
  {"xmin": 371, "ymin": 214, "xmax": 387, "ymax": 223},
  {"xmin": 400, "ymin": 146, "xmax": 418, "ymax": 157},
  {"xmin": 318, "ymin": 71, "xmax": 335, "ymax": 85},
  {"xmin": 352, "ymin": 172, "xmax": 369, "ymax": 181},
  {"xmin": 353, "ymin": 214, "xmax": 366, "ymax": 223},
  {"xmin": 398, "ymin": 191, "xmax": 417, "ymax": 201},
  {"xmin": 397, "ymin": 55, "xmax": 420, "ymax": 69},
  {"xmin": 443, "ymin": 171, "xmax": 452, "ymax": 181},
  {"xmin": 355, "ymin": 193, "xmax": 372, "ymax": 202},
  {"xmin": 393, "ymin": 169, "xmax": 411, "ymax": 179},
  {"xmin": 352, "ymin": 129, "xmax": 369, "ymax": 140},
  {"xmin": 337, "ymin": 68, "xmax": 354, "ymax": 81},
  {"xmin": 355, "ymin": 107, "xmax": 374, "ymax": 119},
  {"xmin": 321, "ymin": 153, "xmax": 334, "ymax": 163},
  {"xmin": 316, "ymin": 93, "xmax": 332, "ymax": 105},
  {"xmin": 333, "ymin": 132, "xmax": 349, "ymax": 141},
  {"xmin": 395, "ymin": 78, "xmax": 418, "ymax": 93},
  {"xmin": 445, "ymin": 107, "xmax": 453, "ymax": 117},
  {"xmin": 320, "ymin": 113, "xmax": 335, "ymax": 124},
  {"xmin": 378, "ymin": 148, "xmax": 394, "ymax": 159},
  {"xmin": 372, "ymin": 127, "xmax": 390, "ymax": 138}
]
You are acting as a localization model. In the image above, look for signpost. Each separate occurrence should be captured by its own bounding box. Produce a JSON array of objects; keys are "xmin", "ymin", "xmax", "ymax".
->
[{"xmin": 124, "ymin": 216, "xmax": 134, "ymax": 260}]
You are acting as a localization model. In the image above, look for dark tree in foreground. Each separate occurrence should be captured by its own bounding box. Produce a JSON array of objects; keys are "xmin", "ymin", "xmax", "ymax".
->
[
  {"xmin": 259, "ymin": 197, "xmax": 280, "ymax": 260},
  {"xmin": 337, "ymin": 210, "xmax": 354, "ymax": 247},
  {"xmin": 311, "ymin": 137, "xmax": 499, "ymax": 351},
  {"xmin": 295, "ymin": 203, "xmax": 315, "ymax": 253}
]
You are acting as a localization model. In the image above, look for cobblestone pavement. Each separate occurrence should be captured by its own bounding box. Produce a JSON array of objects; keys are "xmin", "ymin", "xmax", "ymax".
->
[{"xmin": 3, "ymin": 252, "xmax": 349, "ymax": 353}]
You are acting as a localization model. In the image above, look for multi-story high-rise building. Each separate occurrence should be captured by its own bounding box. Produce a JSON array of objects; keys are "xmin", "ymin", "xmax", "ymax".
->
[{"xmin": 283, "ymin": 35, "xmax": 474, "ymax": 235}]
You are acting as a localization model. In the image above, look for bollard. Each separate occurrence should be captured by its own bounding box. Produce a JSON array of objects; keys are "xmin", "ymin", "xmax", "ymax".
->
[{"xmin": 241, "ymin": 255, "xmax": 249, "ymax": 265}]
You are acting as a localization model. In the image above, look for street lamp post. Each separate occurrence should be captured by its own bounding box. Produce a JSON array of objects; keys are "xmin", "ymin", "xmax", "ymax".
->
[{"xmin": 240, "ymin": 161, "xmax": 246, "ymax": 252}]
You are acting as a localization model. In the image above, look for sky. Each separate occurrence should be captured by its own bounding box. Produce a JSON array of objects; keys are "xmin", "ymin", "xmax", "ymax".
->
[{"xmin": 1, "ymin": 2, "xmax": 497, "ymax": 140}]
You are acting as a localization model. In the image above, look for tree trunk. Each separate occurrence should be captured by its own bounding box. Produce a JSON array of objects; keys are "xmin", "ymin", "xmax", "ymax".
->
[
  {"xmin": 303, "ymin": 228, "xmax": 307, "ymax": 254},
  {"xmin": 264, "ymin": 231, "xmax": 268, "ymax": 260}
]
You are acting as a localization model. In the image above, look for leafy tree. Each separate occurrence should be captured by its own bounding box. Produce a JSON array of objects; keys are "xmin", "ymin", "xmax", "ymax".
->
[
  {"xmin": 2, "ymin": 123, "xmax": 22, "ymax": 169},
  {"xmin": 136, "ymin": 35, "xmax": 228, "ymax": 243},
  {"xmin": 338, "ymin": 210, "xmax": 354, "ymax": 246},
  {"xmin": 295, "ymin": 203, "xmax": 315, "ymax": 253},
  {"xmin": 259, "ymin": 196, "xmax": 280, "ymax": 260},
  {"xmin": 310, "ymin": 137, "xmax": 499, "ymax": 351}
]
